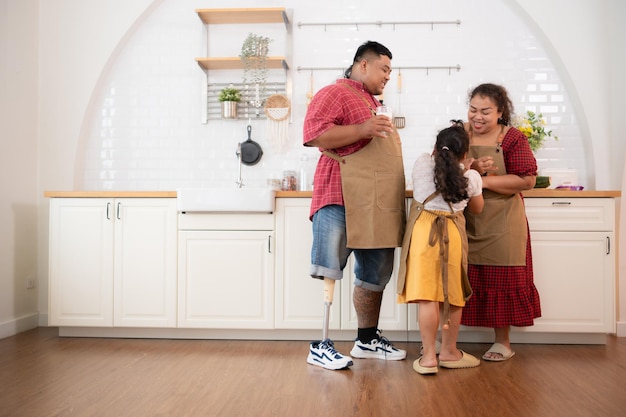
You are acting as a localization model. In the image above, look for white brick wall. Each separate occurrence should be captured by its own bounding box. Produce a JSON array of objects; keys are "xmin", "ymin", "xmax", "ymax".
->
[{"xmin": 79, "ymin": 0, "xmax": 585, "ymax": 191}]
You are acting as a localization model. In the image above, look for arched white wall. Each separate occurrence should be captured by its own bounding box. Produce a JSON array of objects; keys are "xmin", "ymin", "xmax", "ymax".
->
[{"xmin": 26, "ymin": 0, "xmax": 626, "ymax": 333}]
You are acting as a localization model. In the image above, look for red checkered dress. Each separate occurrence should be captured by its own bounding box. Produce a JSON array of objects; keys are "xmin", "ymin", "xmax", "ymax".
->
[
  {"xmin": 302, "ymin": 78, "xmax": 380, "ymax": 219},
  {"xmin": 461, "ymin": 127, "xmax": 542, "ymax": 328}
]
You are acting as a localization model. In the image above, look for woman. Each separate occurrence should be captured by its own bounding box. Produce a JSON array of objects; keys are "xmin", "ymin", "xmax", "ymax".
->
[
  {"xmin": 461, "ymin": 83, "xmax": 542, "ymax": 361},
  {"xmin": 398, "ymin": 121, "xmax": 484, "ymax": 375}
]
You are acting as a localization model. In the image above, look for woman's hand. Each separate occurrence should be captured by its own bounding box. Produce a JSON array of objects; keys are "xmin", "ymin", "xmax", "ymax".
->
[{"xmin": 471, "ymin": 156, "xmax": 498, "ymax": 176}]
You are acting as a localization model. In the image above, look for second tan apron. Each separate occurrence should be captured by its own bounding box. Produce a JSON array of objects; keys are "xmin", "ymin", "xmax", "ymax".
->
[{"xmin": 465, "ymin": 145, "xmax": 527, "ymax": 266}]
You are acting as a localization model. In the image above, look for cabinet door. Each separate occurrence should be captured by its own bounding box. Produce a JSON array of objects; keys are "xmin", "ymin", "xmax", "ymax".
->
[
  {"xmin": 49, "ymin": 198, "xmax": 114, "ymax": 326},
  {"xmin": 274, "ymin": 199, "xmax": 340, "ymax": 330},
  {"xmin": 341, "ymin": 248, "xmax": 409, "ymax": 331},
  {"xmin": 528, "ymin": 231, "xmax": 615, "ymax": 333},
  {"xmin": 178, "ymin": 230, "xmax": 274, "ymax": 329},
  {"xmin": 113, "ymin": 199, "xmax": 177, "ymax": 327}
]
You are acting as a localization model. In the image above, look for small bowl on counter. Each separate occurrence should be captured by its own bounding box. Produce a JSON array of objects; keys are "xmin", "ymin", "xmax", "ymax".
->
[{"xmin": 555, "ymin": 185, "xmax": 584, "ymax": 191}]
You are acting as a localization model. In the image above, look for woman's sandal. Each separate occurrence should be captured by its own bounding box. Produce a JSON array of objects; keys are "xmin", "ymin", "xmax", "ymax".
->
[{"xmin": 482, "ymin": 343, "xmax": 515, "ymax": 362}]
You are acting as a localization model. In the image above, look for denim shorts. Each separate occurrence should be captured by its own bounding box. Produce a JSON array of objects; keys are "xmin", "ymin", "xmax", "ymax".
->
[{"xmin": 310, "ymin": 205, "xmax": 395, "ymax": 292}]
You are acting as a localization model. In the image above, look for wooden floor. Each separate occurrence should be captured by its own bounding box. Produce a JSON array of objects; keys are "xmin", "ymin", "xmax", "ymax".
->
[{"xmin": 1, "ymin": 327, "xmax": 625, "ymax": 417}]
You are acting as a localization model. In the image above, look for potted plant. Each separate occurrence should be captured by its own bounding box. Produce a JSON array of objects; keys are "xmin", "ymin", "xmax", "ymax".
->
[
  {"xmin": 513, "ymin": 110, "xmax": 558, "ymax": 153},
  {"xmin": 218, "ymin": 86, "xmax": 241, "ymax": 119},
  {"xmin": 513, "ymin": 110, "xmax": 559, "ymax": 188}
]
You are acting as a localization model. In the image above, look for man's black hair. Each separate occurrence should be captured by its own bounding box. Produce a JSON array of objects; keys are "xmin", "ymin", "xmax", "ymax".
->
[{"xmin": 344, "ymin": 41, "xmax": 392, "ymax": 78}]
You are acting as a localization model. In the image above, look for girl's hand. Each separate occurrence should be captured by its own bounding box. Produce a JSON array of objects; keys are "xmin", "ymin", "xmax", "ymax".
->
[
  {"xmin": 472, "ymin": 156, "xmax": 497, "ymax": 176},
  {"xmin": 461, "ymin": 157, "xmax": 475, "ymax": 172}
]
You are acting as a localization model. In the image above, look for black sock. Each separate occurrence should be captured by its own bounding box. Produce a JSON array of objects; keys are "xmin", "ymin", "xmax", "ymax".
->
[{"xmin": 357, "ymin": 327, "xmax": 378, "ymax": 343}]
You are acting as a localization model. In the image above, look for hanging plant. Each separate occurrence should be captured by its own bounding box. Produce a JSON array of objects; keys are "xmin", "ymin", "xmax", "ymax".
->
[{"xmin": 239, "ymin": 33, "xmax": 272, "ymax": 97}]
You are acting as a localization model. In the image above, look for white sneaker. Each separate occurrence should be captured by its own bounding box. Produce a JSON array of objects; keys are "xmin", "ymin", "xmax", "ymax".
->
[
  {"xmin": 307, "ymin": 339, "xmax": 353, "ymax": 370},
  {"xmin": 350, "ymin": 331, "xmax": 406, "ymax": 361}
]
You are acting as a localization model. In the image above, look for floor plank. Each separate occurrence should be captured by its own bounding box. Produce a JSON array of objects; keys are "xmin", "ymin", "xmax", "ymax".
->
[{"xmin": 1, "ymin": 328, "xmax": 625, "ymax": 417}]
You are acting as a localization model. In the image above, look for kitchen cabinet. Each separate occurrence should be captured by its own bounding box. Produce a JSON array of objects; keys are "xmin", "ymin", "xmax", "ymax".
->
[
  {"xmin": 406, "ymin": 196, "xmax": 617, "ymax": 340},
  {"xmin": 274, "ymin": 198, "xmax": 340, "ymax": 330},
  {"xmin": 177, "ymin": 213, "xmax": 275, "ymax": 329},
  {"xmin": 46, "ymin": 192, "xmax": 618, "ymax": 343},
  {"xmin": 523, "ymin": 197, "xmax": 615, "ymax": 334},
  {"xmin": 274, "ymin": 198, "xmax": 408, "ymax": 332},
  {"xmin": 48, "ymin": 198, "xmax": 177, "ymax": 327},
  {"xmin": 195, "ymin": 7, "xmax": 291, "ymax": 122}
]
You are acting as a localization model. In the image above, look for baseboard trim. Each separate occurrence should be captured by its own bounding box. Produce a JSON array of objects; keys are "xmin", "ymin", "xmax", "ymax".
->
[
  {"xmin": 616, "ymin": 321, "xmax": 626, "ymax": 337},
  {"xmin": 0, "ymin": 313, "xmax": 39, "ymax": 339},
  {"xmin": 56, "ymin": 326, "xmax": 611, "ymax": 344}
]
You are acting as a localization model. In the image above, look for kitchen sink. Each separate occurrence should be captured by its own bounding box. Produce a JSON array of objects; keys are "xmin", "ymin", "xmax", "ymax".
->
[{"xmin": 176, "ymin": 187, "xmax": 276, "ymax": 213}]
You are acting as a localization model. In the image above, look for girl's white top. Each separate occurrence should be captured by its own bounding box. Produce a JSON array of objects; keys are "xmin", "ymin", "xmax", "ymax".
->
[{"xmin": 411, "ymin": 153, "xmax": 482, "ymax": 213}]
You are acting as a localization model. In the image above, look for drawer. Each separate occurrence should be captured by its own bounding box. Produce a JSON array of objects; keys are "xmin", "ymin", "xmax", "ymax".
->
[
  {"xmin": 178, "ymin": 212, "xmax": 274, "ymax": 231},
  {"xmin": 524, "ymin": 198, "xmax": 615, "ymax": 231}
]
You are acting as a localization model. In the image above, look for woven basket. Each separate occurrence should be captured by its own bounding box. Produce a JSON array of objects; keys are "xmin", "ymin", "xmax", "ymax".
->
[{"xmin": 264, "ymin": 94, "xmax": 291, "ymax": 121}]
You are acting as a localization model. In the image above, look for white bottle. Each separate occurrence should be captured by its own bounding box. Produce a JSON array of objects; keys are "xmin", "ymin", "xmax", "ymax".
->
[{"xmin": 299, "ymin": 154, "xmax": 310, "ymax": 191}]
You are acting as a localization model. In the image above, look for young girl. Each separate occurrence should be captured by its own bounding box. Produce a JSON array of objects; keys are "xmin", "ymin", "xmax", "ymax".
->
[{"xmin": 397, "ymin": 121, "xmax": 484, "ymax": 375}]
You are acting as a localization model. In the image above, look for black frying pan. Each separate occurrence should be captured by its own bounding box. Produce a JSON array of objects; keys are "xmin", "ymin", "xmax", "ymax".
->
[{"xmin": 239, "ymin": 125, "xmax": 263, "ymax": 166}]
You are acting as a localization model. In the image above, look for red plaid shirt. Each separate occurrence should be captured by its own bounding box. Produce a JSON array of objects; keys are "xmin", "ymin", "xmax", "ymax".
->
[{"xmin": 303, "ymin": 78, "xmax": 380, "ymax": 219}]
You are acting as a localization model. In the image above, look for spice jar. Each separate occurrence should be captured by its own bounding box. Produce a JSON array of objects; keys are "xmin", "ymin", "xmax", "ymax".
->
[{"xmin": 282, "ymin": 170, "xmax": 297, "ymax": 191}]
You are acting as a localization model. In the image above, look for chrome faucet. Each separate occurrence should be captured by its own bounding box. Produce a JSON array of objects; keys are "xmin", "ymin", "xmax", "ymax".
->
[{"xmin": 235, "ymin": 142, "xmax": 244, "ymax": 188}]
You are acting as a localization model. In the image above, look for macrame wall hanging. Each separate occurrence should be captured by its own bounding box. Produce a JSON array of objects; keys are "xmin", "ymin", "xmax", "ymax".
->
[{"xmin": 264, "ymin": 94, "xmax": 291, "ymax": 151}]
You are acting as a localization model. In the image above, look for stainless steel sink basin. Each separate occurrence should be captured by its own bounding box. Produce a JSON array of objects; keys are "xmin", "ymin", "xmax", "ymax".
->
[{"xmin": 176, "ymin": 188, "xmax": 276, "ymax": 213}]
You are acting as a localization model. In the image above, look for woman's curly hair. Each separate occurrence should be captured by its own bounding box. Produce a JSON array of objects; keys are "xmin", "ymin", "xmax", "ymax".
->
[{"xmin": 468, "ymin": 83, "xmax": 514, "ymax": 125}]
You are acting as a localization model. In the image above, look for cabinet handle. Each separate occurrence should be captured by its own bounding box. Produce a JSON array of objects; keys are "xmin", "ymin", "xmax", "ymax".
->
[
  {"xmin": 117, "ymin": 202, "xmax": 121, "ymax": 220},
  {"xmin": 551, "ymin": 201, "xmax": 572, "ymax": 205},
  {"xmin": 607, "ymin": 236, "xmax": 611, "ymax": 255},
  {"xmin": 268, "ymin": 235, "xmax": 272, "ymax": 253},
  {"xmin": 106, "ymin": 202, "xmax": 111, "ymax": 220}
]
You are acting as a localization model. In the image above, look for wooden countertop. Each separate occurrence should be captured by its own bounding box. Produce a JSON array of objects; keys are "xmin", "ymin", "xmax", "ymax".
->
[
  {"xmin": 521, "ymin": 189, "xmax": 620, "ymax": 198},
  {"xmin": 45, "ymin": 189, "xmax": 621, "ymax": 198},
  {"xmin": 276, "ymin": 190, "xmax": 621, "ymax": 198},
  {"xmin": 44, "ymin": 191, "xmax": 177, "ymax": 198}
]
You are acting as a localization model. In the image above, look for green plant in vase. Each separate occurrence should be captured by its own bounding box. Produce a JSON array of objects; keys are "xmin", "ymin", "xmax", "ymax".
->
[
  {"xmin": 218, "ymin": 85, "xmax": 241, "ymax": 119},
  {"xmin": 513, "ymin": 110, "xmax": 559, "ymax": 188},
  {"xmin": 513, "ymin": 110, "xmax": 558, "ymax": 152},
  {"xmin": 218, "ymin": 86, "xmax": 242, "ymax": 102}
]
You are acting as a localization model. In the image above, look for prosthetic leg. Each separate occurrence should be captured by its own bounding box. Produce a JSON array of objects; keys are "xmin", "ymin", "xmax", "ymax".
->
[
  {"xmin": 307, "ymin": 277, "xmax": 353, "ymax": 370},
  {"xmin": 322, "ymin": 278, "xmax": 336, "ymax": 341}
]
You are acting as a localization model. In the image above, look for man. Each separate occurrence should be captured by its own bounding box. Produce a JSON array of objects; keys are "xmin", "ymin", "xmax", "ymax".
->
[{"xmin": 303, "ymin": 41, "xmax": 407, "ymax": 370}]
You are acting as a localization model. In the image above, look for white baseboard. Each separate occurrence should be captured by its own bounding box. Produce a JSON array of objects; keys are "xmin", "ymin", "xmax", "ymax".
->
[
  {"xmin": 617, "ymin": 321, "xmax": 626, "ymax": 337},
  {"xmin": 0, "ymin": 313, "xmax": 39, "ymax": 339},
  {"xmin": 56, "ymin": 327, "xmax": 611, "ymax": 344}
]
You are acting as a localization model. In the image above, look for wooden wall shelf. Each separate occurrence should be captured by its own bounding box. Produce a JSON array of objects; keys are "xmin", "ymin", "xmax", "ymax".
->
[
  {"xmin": 195, "ymin": 7, "xmax": 292, "ymax": 122},
  {"xmin": 196, "ymin": 57, "xmax": 288, "ymax": 71},
  {"xmin": 196, "ymin": 8, "xmax": 289, "ymax": 27}
]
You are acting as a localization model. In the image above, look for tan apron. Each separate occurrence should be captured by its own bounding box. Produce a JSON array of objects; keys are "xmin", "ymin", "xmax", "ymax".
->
[
  {"xmin": 465, "ymin": 145, "xmax": 527, "ymax": 266},
  {"xmin": 323, "ymin": 84, "xmax": 406, "ymax": 249},
  {"xmin": 396, "ymin": 192, "xmax": 472, "ymax": 328}
]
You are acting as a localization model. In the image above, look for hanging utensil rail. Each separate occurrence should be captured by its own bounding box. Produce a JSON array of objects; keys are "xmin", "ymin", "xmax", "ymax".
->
[
  {"xmin": 297, "ymin": 65, "xmax": 461, "ymax": 74},
  {"xmin": 297, "ymin": 19, "xmax": 461, "ymax": 31}
]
